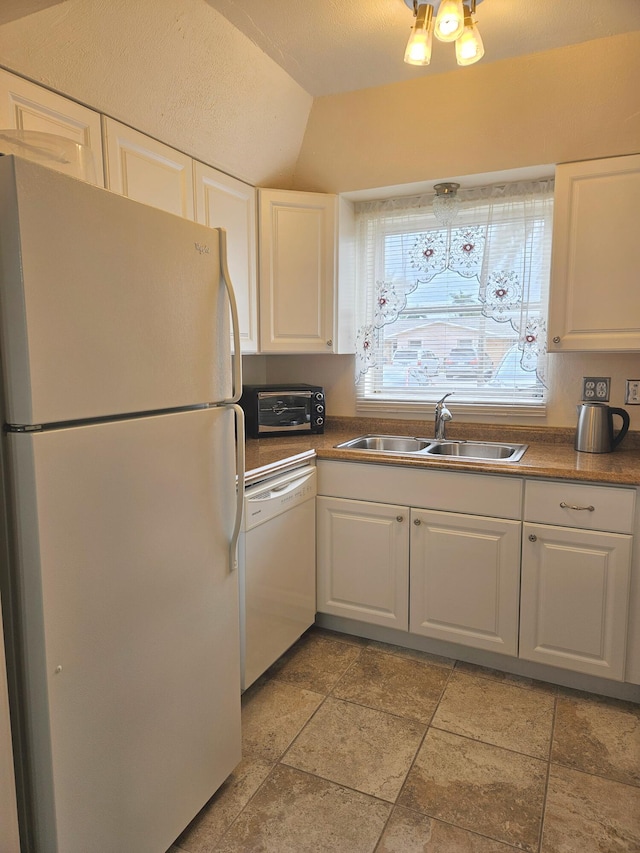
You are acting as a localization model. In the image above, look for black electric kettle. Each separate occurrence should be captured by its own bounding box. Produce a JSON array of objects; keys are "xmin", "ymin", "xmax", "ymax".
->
[{"xmin": 575, "ymin": 402, "xmax": 630, "ymax": 453}]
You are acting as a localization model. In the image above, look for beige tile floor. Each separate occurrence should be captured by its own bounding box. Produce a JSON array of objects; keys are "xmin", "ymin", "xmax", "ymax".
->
[{"xmin": 170, "ymin": 628, "xmax": 640, "ymax": 853}]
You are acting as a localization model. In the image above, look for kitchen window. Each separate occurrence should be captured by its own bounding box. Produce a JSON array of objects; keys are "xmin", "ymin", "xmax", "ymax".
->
[{"xmin": 354, "ymin": 179, "xmax": 554, "ymax": 416}]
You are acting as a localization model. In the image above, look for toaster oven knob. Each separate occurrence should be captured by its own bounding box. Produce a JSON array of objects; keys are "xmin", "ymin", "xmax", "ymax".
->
[
  {"xmin": 316, "ymin": 404, "xmax": 324, "ymax": 413},
  {"xmin": 316, "ymin": 417, "xmax": 324, "ymax": 426},
  {"xmin": 315, "ymin": 392, "xmax": 324, "ymax": 401}
]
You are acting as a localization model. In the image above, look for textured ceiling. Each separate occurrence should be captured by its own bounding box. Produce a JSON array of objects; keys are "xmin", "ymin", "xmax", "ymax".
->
[{"xmin": 206, "ymin": 0, "xmax": 640, "ymax": 96}]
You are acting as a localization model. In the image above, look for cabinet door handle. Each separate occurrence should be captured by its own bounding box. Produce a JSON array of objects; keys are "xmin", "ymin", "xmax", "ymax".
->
[
  {"xmin": 396, "ymin": 515, "xmax": 404, "ymax": 523},
  {"xmin": 528, "ymin": 534, "xmax": 537, "ymax": 542},
  {"xmin": 559, "ymin": 501, "xmax": 595, "ymax": 512},
  {"xmin": 552, "ymin": 336, "xmax": 561, "ymax": 344},
  {"xmin": 326, "ymin": 339, "xmax": 333, "ymax": 348},
  {"xmin": 413, "ymin": 518, "xmax": 421, "ymax": 526}
]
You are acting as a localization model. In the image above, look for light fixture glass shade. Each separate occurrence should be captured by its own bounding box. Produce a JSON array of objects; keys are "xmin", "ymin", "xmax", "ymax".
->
[
  {"xmin": 434, "ymin": 0, "xmax": 465, "ymax": 42},
  {"xmin": 455, "ymin": 12, "xmax": 485, "ymax": 65},
  {"xmin": 404, "ymin": 3, "xmax": 433, "ymax": 66},
  {"xmin": 432, "ymin": 182, "xmax": 461, "ymax": 225}
]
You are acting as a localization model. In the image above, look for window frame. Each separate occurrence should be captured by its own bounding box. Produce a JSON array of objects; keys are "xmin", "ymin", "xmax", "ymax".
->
[{"xmin": 353, "ymin": 179, "xmax": 554, "ymax": 419}]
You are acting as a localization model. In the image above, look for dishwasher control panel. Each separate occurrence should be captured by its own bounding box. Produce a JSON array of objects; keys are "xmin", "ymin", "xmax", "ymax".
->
[{"xmin": 243, "ymin": 465, "xmax": 316, "ymax": 531}]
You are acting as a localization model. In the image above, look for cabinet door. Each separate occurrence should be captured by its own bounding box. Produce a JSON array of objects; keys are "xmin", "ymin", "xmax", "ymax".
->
[
  {"xmin": 410, "ymin": 509, "xmax": 521, "ymax": 655},
  {"xmin": 0, "ymin": 68, "xmax": 104, "ymax": 186},
  {"xmin": 317, "ymin": 496, "xmax": 409, "ymax": 629},
  {"xmin": 103, "ymin": 117, "xmax": 194, "ymax": 219},
  {"xmin": 548, "ymin": 154, "xmax": 640, "ymax": 351},
  {"xmin": 520, "ymin": 523, "xmax": 631, "ymax": 680},
  {"xmin": 195, "ymin": 162, "xmax": 258, "ymax": 353},
  {"xmin": 259, "ymin": 189, "xmax": 336, "ymax": 353}
]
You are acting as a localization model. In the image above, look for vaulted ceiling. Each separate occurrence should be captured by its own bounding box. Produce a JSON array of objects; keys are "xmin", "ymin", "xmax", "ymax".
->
[{"xmin": 206, "ymin": 0, "xmax": 640, "ymax": 96}]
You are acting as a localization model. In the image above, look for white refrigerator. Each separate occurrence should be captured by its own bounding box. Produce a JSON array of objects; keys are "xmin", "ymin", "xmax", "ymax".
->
[{"xmin": 0, "ymin": 155, "xmax": 244, "ymax": 853}]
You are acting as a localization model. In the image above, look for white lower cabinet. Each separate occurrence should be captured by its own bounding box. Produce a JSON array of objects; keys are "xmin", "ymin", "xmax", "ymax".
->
[
  {"xmin": 410, "ymin": 509, "xmax": 521, "ymax": 655},
  {"xmin": 316, "ymin": 496, "xmax": 409, "ymax": 630},
  {"xmin": 520, "ymin": 523, "xmax": 632, "ymax": 680},
  {"xmin": 316, "ymin": 466, "xmax": 521, "ymax": 652},
  {"xmin": 520, "ymin": 479, "xmax": 635, "ymax": 681},
  {"xmin": 316, "ymin": 460, "xmax": 638, "ymax": 684}
]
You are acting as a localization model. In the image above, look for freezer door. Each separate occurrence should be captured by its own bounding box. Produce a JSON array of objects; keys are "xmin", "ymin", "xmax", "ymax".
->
[
  {"xmin": 0, "ymin": 156, "xmax": 234, "ymax": 426},
  {"xmin": 5, "ymin": 407, "xmax": 241, "ymax": 853}
]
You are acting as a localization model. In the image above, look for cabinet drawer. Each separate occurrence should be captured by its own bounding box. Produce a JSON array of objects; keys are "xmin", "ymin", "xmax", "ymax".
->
[{"xmin": 524, "ymin": 480, "xmax": 635, "ymax": 534}]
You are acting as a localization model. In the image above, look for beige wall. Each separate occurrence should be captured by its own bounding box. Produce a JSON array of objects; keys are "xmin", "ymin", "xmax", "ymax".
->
[
  {"xmin": 0, "ymin": 0, "xmax": 312, "ymax": 187},
  {"xmin": 258, "ymin": 351, "xmax": 640, "ymax": 432},
  {"xmin": 292, "ymin": 31, "xmax": 640, "ymax": 193}
]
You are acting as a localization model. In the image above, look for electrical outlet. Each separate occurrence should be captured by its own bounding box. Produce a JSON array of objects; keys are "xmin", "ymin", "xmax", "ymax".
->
[
  {"xmin": 625, "ymin": 380, "xmax": 640, "ymax": 405},
  {"xmin": 582, "ymin": 377, "xmax": 610, "ymax": 402}
]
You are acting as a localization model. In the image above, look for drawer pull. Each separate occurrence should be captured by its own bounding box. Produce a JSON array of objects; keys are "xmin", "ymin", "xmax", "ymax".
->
[{"xmin": 559, "ymin": 501, "xmax": 595, "ymax": 512}]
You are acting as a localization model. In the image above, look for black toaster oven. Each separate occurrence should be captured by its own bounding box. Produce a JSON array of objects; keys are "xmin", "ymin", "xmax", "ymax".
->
[{"xmin": 239, "ymin": 384, "xmax": 325, "ymax": 438}]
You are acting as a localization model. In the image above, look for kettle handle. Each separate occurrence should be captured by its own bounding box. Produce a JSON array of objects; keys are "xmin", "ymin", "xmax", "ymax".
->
[{"xmin": 610, "ymin": 407, "xmax": 630, "ymax": 449}]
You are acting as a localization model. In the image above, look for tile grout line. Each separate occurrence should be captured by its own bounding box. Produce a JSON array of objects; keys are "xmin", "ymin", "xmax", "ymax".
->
[
  {"xmin": 274, "ymin": 640, "xmax": 369, "ymax": 766},
  {"xmin": 203, "ymin": 640, "xmax": 368, "ymax": 853},
  {"xmin": 368, "ymin": 661, "xmax": 456, "ymax": 853},
  {"xmin": 390, "ymin": 658, "xmax": 456, "ymax": 810},
  {"xmin": 537, "ymin": 692, "xmax": 558, "ymax": 853}
]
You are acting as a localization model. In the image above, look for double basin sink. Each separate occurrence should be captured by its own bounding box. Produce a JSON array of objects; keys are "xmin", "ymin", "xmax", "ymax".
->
[{"xmin": 336, "ymin": 434, "xmax": 528, "ymax": 463}]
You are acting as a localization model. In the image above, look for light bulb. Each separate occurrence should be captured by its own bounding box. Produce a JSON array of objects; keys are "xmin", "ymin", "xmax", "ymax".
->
[
  {"xmin": 434, "ymin": 0, "xmax": 464, "ymax": 42},
  {"xmin": 455, "ymin": 11, "xmax": 484, "ymax": 65},
  {"xmin": 404, "ymin": 4, "xmax": 433, "ymax": 66}
]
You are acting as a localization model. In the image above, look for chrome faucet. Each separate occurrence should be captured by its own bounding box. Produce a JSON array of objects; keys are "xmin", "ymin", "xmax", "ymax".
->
[{"xmin": 434, "ymin": 393, "xmax": 453, "ymax": 439}]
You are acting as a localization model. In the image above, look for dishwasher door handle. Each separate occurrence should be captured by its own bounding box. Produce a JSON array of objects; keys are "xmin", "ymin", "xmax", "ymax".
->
[{"xmin": 246, "ymin": 469, "xmax": 316, "ymax": 503}]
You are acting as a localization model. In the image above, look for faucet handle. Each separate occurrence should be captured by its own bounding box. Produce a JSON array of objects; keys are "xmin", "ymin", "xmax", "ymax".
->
[
  {"xmin": 434, "ymin": 392, "xmax": 454, "ymax": 439},
  {"xmin": 435, "ymin": 392, "xmax": 454, "ymax": 407}
]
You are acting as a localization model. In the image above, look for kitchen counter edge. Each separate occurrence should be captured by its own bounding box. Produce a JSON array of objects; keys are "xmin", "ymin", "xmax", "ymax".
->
[{"xmin": 245, "ymin": 424, "xmax": 640, "ymax": 487}]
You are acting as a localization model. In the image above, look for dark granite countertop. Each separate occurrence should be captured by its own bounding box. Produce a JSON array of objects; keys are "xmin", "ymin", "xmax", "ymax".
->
[{"xmin": 244, "ymin": 417, "xmax": 640, "ymax": 487}]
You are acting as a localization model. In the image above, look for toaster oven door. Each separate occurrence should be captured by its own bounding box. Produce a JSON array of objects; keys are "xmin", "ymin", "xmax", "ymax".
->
[{"xmin": 257, "ymin": 392, "xmax": 313, "ymax": 432}]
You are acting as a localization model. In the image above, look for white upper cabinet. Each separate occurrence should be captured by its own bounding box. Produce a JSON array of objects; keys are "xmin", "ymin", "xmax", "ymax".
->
[
  {"xmin": 0, "ymin": 69, "xmax": 104, "ymax": 186},
  {"xmin": 102, "ymin": 117, "xmax": 194, "ymax": 219},
  {"xmin": 194, "ymin": 163, "xmax": 258, "ymax": 353},
  {"xmin": 548, "ymin": 154, "xmax": 640, "ymax": 351},
  {"xmin": 258, "ymin": 189, "xmax": 355, "ymax": 354}
]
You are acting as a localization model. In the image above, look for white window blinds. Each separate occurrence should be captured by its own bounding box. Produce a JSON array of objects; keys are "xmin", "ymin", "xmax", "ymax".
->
[{"xmin": 354, "ymin": 179, "xmax": 554, "ymax": 413}]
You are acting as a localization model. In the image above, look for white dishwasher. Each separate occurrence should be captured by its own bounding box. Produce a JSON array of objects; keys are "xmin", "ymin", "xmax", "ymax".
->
[{"xmin": 239, "ymin": 464, "xmax": 317, "ymax": 690}]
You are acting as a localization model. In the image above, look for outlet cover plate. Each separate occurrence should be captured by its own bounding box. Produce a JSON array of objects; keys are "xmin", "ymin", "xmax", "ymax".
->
[
  {"xmin": 582, "ymin": 377, "xmax": 610, "ymax": 402},
  {"xmin": 625, "ymin": 379, "xmax": 640, "ymax": 405}
]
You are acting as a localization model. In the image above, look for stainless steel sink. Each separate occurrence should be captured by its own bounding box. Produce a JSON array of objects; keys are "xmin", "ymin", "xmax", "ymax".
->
[
  {"xmin": 424, "ymin": 440, "xmax": 528, "ymax": 461},
  {"xmin": 336, "ymin": 434, "xmax": 432, "ymax": 453},
  {"xmin": 335, "ymin": 434, "xmax": 527, "ymax": 462}
]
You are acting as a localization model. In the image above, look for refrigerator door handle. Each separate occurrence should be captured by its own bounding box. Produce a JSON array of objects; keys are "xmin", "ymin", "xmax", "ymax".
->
[
  {"xmin": 217, "ymin": 227, "xmax": 243, "ymax": 404},
  {"xmin": 229, "ymin": 403, "xmax": 245, "ymax": 571}
]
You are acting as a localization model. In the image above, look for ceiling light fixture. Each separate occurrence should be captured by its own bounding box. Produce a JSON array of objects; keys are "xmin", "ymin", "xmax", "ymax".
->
[
  {"xmin": 432, "ymin": 182, "xmax": 461, "ymax": 225},
  {"xmin": 403, "ymin": 0, "xmax": 485, "ymax": 67},
  {"xmin": 404, "ymin": 3, "xmax": 433, "ymax": 65}
]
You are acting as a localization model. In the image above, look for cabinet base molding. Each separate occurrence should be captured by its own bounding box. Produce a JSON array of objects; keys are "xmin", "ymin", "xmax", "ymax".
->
[{"xmin": 314, "ymin": 614, "xmax": 640, "ymax": 704}]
